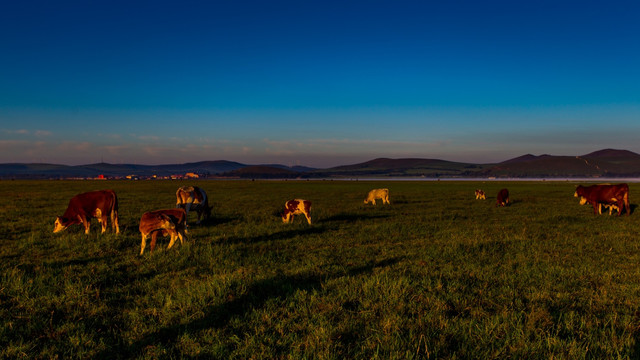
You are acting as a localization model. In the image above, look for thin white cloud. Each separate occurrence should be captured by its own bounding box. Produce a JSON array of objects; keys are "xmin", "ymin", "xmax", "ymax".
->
[{"xmin": 34, "ymin": 130, "xmax": 52, "ymax": 137}]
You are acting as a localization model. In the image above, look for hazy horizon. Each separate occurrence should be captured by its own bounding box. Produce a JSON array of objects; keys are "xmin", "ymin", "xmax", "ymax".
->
[{"xmin": 2, "ymin": 1, "xmax": 639, "ymax": 168}]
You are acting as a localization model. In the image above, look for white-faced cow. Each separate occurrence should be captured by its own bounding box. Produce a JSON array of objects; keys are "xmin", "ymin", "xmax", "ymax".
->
[
  {"xmin": 475, "ymin": 189, "xmax": 486, "ymax": 200},
  {"xmin": 139, "ymin": 208, "xmax": 188, "ymax": 255},
  {"xmin": 574, "ymin": 183, "xmax": 630, "ymax": 216},
  {"xmin": 54, "ymin": 190, "xmax": 119, "ymax": 235},
  {"xmin": 364, "ymin": 188, "xmax": 390, "ymax": 205},
  {"xmin": 282, "ymin": 199, "xmax": 312, "ymax": 225},
  {"xmin": 175, "ymin": 186, "xmax": 212, "ymax": 226}
]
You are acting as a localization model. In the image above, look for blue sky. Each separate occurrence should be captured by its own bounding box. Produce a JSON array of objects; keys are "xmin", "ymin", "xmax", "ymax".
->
[{"xmin": 1, "ymin": 0, "xmax": 639, "ymax": 167}]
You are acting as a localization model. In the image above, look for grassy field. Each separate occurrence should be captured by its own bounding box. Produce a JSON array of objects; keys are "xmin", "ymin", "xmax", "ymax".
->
[{"xmin": 1, "ymin": 180, "xmax": 639, "ymax": 359}]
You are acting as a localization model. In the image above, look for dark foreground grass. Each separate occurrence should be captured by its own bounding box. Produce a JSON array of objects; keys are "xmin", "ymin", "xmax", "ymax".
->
[{"xmin": 1, "ymin": 180, "xmax": 640, "ymax": 359}]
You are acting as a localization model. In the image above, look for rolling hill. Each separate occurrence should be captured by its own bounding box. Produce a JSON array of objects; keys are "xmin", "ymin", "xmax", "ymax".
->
[{"xmin": 1, "ymin": 149, "xmax": 639, "ymax": 179}]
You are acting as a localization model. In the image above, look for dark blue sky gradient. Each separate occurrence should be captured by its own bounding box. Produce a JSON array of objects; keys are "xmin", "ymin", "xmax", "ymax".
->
[{"xmin": 1, "ymin": 1, "xmax": 639, "ymax": 166}]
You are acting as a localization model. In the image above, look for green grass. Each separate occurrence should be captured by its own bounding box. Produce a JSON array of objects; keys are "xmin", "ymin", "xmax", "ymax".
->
[{"xmin": 1, "ymin": 180, "xmax": 640, "ymax": 359}]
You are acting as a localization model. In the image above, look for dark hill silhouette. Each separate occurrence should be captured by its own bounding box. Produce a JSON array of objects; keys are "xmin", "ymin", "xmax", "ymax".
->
[
  {"xmin": 316, "ymin": 157, "xmax": 488, "ymax": 177},
  {"xmin": 500, "ymin": 154, "xmax": 551, "ymax": 164},
  {"xmin": 2, "ymin": 149, "xmax": 640, "ymax": 178},
  {"xmin": 582, "ymin": 149, "xmax": 640, "ymax": 159},
  {"xmin": 222, "ymin": 166, "xmax": 301, "ymax": 179}
]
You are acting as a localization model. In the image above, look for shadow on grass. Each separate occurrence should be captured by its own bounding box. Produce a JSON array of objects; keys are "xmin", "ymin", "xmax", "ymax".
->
[
  {"xmin": 44, "ymin": 255, "xmax": 113, "ymax": 270},
  {"xmin": 97, "ymin": 257, "xmax": 404, "ymax": 359},
  {"xmin": 321, "ymin": 213, "xmax": 391, "ymax": 223},
  {"xmin": 219, "ymin": 226, "xmax": 328, "ymax": 245},
  {"xmin": 198, "ymin": 214, "xmax": 241, "ymax": 227}
]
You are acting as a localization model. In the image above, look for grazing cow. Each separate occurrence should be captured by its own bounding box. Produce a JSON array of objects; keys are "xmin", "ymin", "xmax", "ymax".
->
[
  {"xmin": 574, "ymin": 183, "xmax": 630, "ymax": 216},
  {"xmin": 364, "ymin": 188, "xmax": 390, "ymax": 205},
  {"xmin": 282, "ymin": 199, "xmax": 312, "ymax": 225},
  {"xmin": 54, "ymin": 190, "xmax": 119, "ymax": 235},
  {"xmin": 475, "ymin": 189, "xmax": 486, "ymax": 200},
  {"xmin": 496, "ymin": 188, "xmax": 509, "ymax": 207},
  {"xmin": 175, "ymin": 186, "xmax": 212, "ymax": 226},
  {"xmin": 139, "ymin": 209, "xmax": 188, "ymax": 255}
]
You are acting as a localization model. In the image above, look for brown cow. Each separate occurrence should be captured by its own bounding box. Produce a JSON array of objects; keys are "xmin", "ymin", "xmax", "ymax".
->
[
  {"xmin": 54, "ymin": 190, "xmax": 119, "ymax": 235},
  {"xmin": 574, "ymin": 183, "xmax": 630, "ymax": 216},
  {"xmin": 496, "ymin": 188, "xmax": 509, "ymax": 207},
  {"xmin": 364, "ymin": 188, "xmax": 390, "ymax": 205},
  {"xmin": 475, "ymin": 189, "xmax": 486, "ymax": 200},
  {"xmin": 282, "ymin": 199, "xmax": 312, "ymax": 225},
  {"xmin": 176, "ymin": 186, "xmax": 212, "ymax": 226},
  {"xmin": 139, "ymin": 208, "xmax": 188, "ymax": 255}
]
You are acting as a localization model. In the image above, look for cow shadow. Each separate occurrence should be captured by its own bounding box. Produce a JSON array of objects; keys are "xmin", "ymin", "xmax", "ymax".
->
[
  {"xmin": 198, "ymin": 214, "xmax": 240, "ymax": 227},
  {"xmin": 219, "ymin": 226, "xmax": 328, "ymax": 245},
  {"xmin": 97, "ymin": 257, "xmax": 403, "ymax": 359},
  {"xmin": 44, "ymin": 256, "xmax": 113, "ymax": 270},
  {"xmin": 321, "ymin": 213, "xmax": 391, "ymax": 223}
]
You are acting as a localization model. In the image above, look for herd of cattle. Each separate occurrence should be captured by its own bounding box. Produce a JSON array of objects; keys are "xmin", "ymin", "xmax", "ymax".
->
[{"xmin": 53, "ymin": 183, "xmax": 631, "ymax": 254}]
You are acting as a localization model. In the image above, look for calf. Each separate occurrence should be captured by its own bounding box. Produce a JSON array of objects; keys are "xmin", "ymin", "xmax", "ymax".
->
[
  {"xmin": 475, "ymin": 189, "xmax": 486, "ymax": 200},
  {"xmin": 282, "ymin": 199, "xmax": 312, "ymax": 225},
  {"xmin": 496, "ymin": 188, "xmax": 509, "ymax": 207},
  {"xmin": 364, "ymin": 188, "xmax": 390, "ymax": 205},
  {"xmin": 176, "ymin": 186, "xmax": 212, "ymax": 226},
  {"xmin": 574, "ymin": 183, "xmax": 630, "ymax": 216},
  {"xmin": 54, "ymin": 190, "xmax": 119, "ymax": 235},
  {"xmin": 139, "ymin": 208, "xmax": 188, "ymax": 255}
]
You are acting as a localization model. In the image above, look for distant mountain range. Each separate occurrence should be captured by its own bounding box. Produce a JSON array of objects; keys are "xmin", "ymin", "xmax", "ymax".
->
[{"xmin": 2, "ymin": 149, "xmax": 640, "ymax": 179}]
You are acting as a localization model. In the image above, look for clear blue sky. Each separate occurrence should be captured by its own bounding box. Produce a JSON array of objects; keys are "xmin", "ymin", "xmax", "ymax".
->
[{"xmin": 1, "ymin": 0, "xmax": 639, "ymax": 167}]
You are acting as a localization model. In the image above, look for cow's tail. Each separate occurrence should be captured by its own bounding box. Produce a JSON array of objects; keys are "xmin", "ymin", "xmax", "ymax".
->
[
  {"xmin": 111, "ymin": 191, "xmax": 120, "ymax": 234},
  {"xmin": 624, "ymin": 188, "xmax": 630, "ymax": 215}
]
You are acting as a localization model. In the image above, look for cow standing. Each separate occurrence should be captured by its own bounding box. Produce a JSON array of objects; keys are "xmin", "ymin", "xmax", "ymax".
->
[
  {"xmin": 475, "ymin": 189, "xmax": 486, "ymax": 200},
  {"xmin": 139, "ymin": 209, "xmax": 188, "ymax": 254},
  {"xmin": 364, "ymin": 188, "xmax": 390, "ymax": 205},
  {"xmin": 496, "ymin": 188, "xmax": 509, "ymax": 207},
  {"xmin": 176, "ymin": 186, "xmax": 212, "ymax": 226},
  {"xmin": 574, "ymin": 183, "xmax": 630, "ymax": 216},
  {"xmin": 54, "ymin": 190, "xmax": 119, "ymax": 235},
  {"xmin": 282, "ymin": 199, "xmax": 312, "ymax": 225}
]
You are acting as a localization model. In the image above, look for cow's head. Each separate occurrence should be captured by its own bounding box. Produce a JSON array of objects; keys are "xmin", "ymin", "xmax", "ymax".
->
[
  {"xmin": 53, "ymin": 217, "xmax": 69, "ymax": 233},
  {"xmin": 281, "ymin": 211, "xmax": 291, "ymax": 223},
  {"xmin": 156, "ymin": 214, "xmax": 176, "ymax": 231}
]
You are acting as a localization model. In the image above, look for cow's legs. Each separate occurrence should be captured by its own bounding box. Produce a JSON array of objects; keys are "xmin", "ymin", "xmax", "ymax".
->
[
  {"xmin": 150, "ymin": 232, "xmax": 159, "ymax": 251},
  {"xmin": 111, "ymin": 210, "xmax": 120, "ymax": 234},
  {"xmin": 79, "ymin": 215, "xmax": 90, "ymax": 234},
  {"xmin": 167, "ymin": 232, "xmax": 177, "ymax": 249},
  {"xmin": 140, "ymin": 234, "xmax": 148, "ymax": 255},
  {"xmin": 184, "ymin": 203, "xmax": 192, "ymax": 226},
  {"xmin": 101, "ymin": 215, "xmax": 108, "ymax": 233},
  {"xmin": 305, "ymin": 214, "xmax": 312, "ymax": 225}
]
